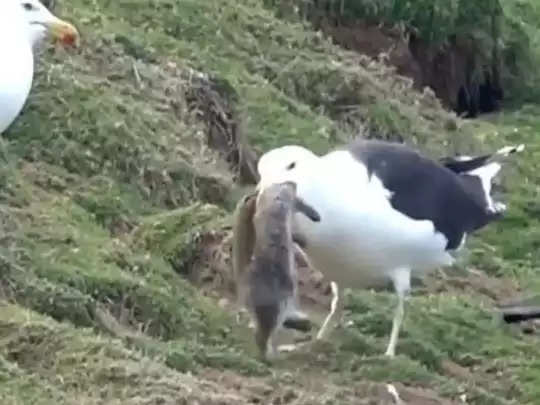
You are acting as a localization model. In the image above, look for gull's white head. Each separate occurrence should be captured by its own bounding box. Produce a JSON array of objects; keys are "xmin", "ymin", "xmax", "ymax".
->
[
  {"xmin": 256, "ymin": 145, "xmax": 320, "ymax": 191},
  {"xmin": 8, "ymin": 0, "xmax": 79, "ymax": 49}
]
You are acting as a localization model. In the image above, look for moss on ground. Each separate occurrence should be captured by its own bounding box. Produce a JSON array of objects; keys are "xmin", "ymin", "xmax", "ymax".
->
[{"xmin": 1, "ymin": 0, "xmax": 540, "ymax": 404}]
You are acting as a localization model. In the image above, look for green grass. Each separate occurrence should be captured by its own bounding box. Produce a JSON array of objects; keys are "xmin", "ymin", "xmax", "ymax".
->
[
  {"xmin": 1, "ymin": 0, "xmax": 540, "ymax": 403},
  {"xmin": 276, "ymin": 0, "xmax": 502, "ymax": 44}
]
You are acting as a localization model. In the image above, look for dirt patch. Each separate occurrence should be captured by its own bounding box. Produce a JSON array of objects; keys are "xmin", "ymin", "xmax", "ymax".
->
[
  {"xmin": 186, "ymin": 227, "xmax": 236, "ymax": 296},
  {"xmin": 312, "ymin": 18, "xmax": 503, "ymax": 118},
  {"xmin": 316, "ymin": 20, "xmax": 424, "ymax": 89},
  {"xmin": 185, "ymin": 73, "xmax": 260, "ymax": 185}
]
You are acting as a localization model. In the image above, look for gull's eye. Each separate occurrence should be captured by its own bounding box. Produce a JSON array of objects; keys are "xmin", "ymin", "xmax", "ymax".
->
[
  {"xmin": 286, "ymin": 162, "xmax": 296, "ymax": 170},
  {"xmin": 22, "ymin": 2, "xmax": 34, "ymax": 11}
]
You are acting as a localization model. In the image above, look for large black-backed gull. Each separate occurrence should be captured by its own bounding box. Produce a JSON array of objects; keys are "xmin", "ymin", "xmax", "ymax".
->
[{"xmin": 256, "ymin": 138, "xmax": 524, "ymax": 357}]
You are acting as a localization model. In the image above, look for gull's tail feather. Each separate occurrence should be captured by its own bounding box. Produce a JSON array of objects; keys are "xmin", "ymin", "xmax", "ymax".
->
[{"xmin": 441, "ymin": 144, "xmax": 525, "ymax": 174}]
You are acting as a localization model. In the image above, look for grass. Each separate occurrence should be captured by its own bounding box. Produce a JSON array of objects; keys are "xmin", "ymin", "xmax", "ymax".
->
[
  {"xmin": 271, "ymin": 0, "xmax": 503, "ymax": 44},
  {"xmin": 1, "ymin": 0, "xmax": 540, "ymax": 403}
]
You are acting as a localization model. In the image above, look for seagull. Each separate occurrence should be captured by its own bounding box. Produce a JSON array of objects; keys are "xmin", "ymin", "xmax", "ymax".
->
[
  {"xmin": 0, "ymin": 0, "xmax": 79, "ymax": 135},
  {"xmin": 256, "ymin": 138, "xmax": 524, "ymax": 357}
]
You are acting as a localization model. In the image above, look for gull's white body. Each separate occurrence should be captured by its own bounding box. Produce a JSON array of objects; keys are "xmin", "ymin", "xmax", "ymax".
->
[
  {"xmin": 0, "ymin": 1, "xmax": 34, "ymax": 134},
  {"xmin": 287, "ymin": 150, "xmax": 454, "ymax": 288}
]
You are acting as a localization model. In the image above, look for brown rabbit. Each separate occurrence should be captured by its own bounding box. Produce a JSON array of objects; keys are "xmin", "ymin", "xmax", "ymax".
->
[
  {"xmin": 233, "ymin": 181, "xmax": 321, "ymax": 359},
  {"xmin": 231, "ymin": 189, "xmax": 258, "ymax": 326}
]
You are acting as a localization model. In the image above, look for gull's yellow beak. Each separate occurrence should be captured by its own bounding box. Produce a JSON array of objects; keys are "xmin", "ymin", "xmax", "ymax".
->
[{"xmin": 44, "ymin": 17, "xmax": 79, "ymax": 47}]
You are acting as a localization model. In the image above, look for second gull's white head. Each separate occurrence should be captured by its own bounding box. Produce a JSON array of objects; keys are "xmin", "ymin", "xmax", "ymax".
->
[{"xmin": 256, "ymin": 145, "xmax": 320, "ymax": 191}]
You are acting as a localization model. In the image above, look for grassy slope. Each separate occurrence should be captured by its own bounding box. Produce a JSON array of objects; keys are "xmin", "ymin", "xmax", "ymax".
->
[{"xmin": 1, "ymin": 0, "xmax": 540, "ymax": 403}]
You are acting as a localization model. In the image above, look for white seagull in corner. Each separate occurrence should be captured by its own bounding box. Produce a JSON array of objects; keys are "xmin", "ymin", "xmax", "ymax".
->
[
  {"xmin": 256, "ymin": 138, "xmax": 524, "ymax": 357},
  {"xmin": 0, "ymin": 0, "xmax": 79, "ymax": 134}
]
